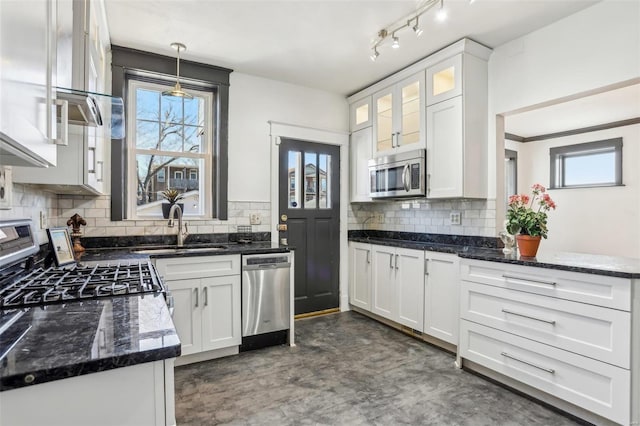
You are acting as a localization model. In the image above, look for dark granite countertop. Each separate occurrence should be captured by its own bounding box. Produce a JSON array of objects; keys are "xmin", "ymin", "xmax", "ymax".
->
[
  {"xmin": 348, "ymin": 230, "xmax": 640, "ymax": 279},
  {"xmin": 459, "ymin": 247, "xmax": 640, "ymax": 279},
  {"xmin": 0, "ymin": 292, "xmax": 180, "ymax": 391},
  {"xmin": 75, "ymin": 241, "xmax": 290, "ymax": 265}
]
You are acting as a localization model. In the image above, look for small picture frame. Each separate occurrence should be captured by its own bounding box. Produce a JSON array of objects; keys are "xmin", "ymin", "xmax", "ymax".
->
[{"xmin": 46, "ymin": 227, "xmax": 76, "ymax": 267}]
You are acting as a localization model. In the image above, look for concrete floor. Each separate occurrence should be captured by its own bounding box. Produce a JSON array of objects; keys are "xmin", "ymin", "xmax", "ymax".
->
[{"xmin": 174, "ymin": 311, "xmax": 582, "ymax": 425}]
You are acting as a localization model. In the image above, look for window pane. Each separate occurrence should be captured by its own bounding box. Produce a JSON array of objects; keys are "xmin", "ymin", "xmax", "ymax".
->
[
  {"xmin": 184, "ymin": 125, "xmax": 204, "ymax": 153},
  {"xmin": 304, "ymin": 152, "xmax": 317, "ymax": 209},
  {"xmin": 433, "ymin": 66, "xmax": 455, "ymax": 96},
  {"xmin": 161, "ymin": 95, "xmax": 183, "ymax": 125},
  {"xmin": 564, "ymin": 151, "xmax": 615, "ymax": 186},
  {"xmin": 355, "ymin": 103, "xmax": 368, "ymax": 125},
  {"xmin": 288, "ymin": 151, "xmax": 301, "ymax": 209},
  {"xmin": 136, "ymin": 120, "xmax": 160, "ymax": 150},
  {"xmin": 183, "ymin": 97, "xmax": 204, "ymax": 126},
  {"xmin": 161, "ymin": 125, "xmax": 184, "ymax": 152},
  {"xmin": 136, "ymin": 89, "xmax": 159, "ymax": 121},
  {"xmin": 376, "ymin": 93, "xmax": 393, "ymax": 152},
  {"xmin": 136, "ymin": 154, "xmax": 204, "ymax": 217}
]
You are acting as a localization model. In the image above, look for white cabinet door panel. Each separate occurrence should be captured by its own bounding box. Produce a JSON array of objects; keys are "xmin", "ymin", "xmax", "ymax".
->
[
  {"xmin": 372, "ymin": 246, "xmax": 396, "ymax": 320},
  {"xmin": 424, "ymin": 252, "xmax": 459, "ymax": 344},
  {"xmin": 350, "ymin": 127, "xmax": 372, "ymax": 202},
  {"xmin": 396, "ymin": 248, "xmax": 424, "ymax": 331},
  {"xmin": 201, "ymin": 275, "xmax": 241, "ymax": 352},
  {"xmin": 350, "ymin": 243, "xmax": 372, "ymax": 310},
  {"xmin": 461, "ymin": 281, "xmax": 630, "ymax": 368},
  {"xmin": 460, "ymin": 321, "xmax": 630, "ymax": 426},
  {"xmin": 166, "ymin": 279, "xmax": 201, "ymax": 356},
  {"xmin": 426, "ymin": 96, "xmax": 463, "ymax": 199}
]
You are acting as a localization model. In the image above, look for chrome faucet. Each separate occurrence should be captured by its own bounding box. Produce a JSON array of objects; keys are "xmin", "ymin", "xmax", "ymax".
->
[{"xmin": 167, "ymin": 204, "xmax": 188, "ymax": 247}]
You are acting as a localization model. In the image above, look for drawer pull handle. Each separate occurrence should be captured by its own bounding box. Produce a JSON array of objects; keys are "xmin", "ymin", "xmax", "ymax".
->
[
  {"xmin": 502, "ymin": 273, "xmax": 556, "ymax": 287},
  {"xmin": 501, "ymin": 309, "xmax": 556, "ymax": 325},
  {"xmin": 501, "ymin": 352, "xmax": 555, "ymax": 374}
]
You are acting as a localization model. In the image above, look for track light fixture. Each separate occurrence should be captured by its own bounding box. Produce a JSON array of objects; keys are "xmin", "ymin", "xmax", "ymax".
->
[
  {"xmin": 412, "ymin": 17, "xmax": 424, "ymax": 37},
  {"xmin": 392, "ymin": 34, "xmax": 400, "ymax": 49},
  {"xmin": 436, "ymin": 0, "xmax": 448, "ymax": 22},
  {"xmin": 162, "ymin": 42, "xmax": 193, "ymax": 99},
  {"xmin": 369, "ymin": 0, "xmax": 445, "ymax": 61}
]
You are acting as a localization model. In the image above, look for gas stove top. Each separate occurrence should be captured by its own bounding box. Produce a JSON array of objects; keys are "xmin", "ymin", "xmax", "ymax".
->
[
  {"xmin": 0, "ymin": 261, "xmax": 163, "ymax": 309},
  {"xmin": 0, "ymin": 219, "xmax": 165, "ymax": 310}
]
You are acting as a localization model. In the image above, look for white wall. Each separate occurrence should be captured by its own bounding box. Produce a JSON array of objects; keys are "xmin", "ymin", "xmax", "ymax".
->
[
  {"xmin": 228, "ymin": 73, "xmax": 348, "ymax": 201},
  {"xmin": 513, "ymin": 124, "xmax": 640, "ymax": 258},
  {"xmin": 488, "ymin": 0, "xmax": 640, "ymax": 206}
]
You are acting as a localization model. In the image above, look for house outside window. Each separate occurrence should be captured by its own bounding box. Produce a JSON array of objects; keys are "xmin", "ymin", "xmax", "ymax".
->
[
  {"xmin": 550, "ymin": 138, "xmax": 622, "ymax": 189},
  {"xmin": 127, "ymin": 79, "xmax": 213, "ymax": 218}
]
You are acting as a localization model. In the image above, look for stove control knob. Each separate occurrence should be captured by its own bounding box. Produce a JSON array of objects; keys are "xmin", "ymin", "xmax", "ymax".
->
[{"xmin": 24, "ymin": 374, "xmax": 35, "ymax": 384}]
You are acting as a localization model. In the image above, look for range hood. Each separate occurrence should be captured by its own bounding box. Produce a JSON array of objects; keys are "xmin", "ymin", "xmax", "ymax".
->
[
  {"xmin": 55, "ymin": 87, "xmax": 125, "ymax": 139},
  {"xmin": 56, "ymin": 90, "xmax": 103, "ymax": 127}
]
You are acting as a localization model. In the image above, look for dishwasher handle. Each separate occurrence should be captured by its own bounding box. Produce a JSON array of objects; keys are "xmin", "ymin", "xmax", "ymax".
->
[{"xmin": 242, "ymin": 262, "xmax": 291, "ymax": 271}]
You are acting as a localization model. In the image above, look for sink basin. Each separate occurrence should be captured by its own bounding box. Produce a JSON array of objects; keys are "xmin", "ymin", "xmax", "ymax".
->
[{"xmin": 132, "ymin": 247, "xmax": 227, "ymax": 255}]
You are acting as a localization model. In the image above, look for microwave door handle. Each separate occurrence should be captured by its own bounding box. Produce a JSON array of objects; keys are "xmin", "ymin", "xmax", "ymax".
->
[{"xmin": 402, "ymin": 164, "xmax": 410, "ymax": 192}]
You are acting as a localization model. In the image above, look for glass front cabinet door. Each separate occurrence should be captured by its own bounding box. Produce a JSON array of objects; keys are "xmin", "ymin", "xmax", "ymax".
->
[
  {"xmin": 350, "ymin": 96, "xmax": 372, "ymax": 132},
  {"xmin": 426, "ymin": 54, "xmax": 462, "ymax": 106},
  {"xmin": 373, "ymin": 71, "xmax": 425, "ymax": 157}
]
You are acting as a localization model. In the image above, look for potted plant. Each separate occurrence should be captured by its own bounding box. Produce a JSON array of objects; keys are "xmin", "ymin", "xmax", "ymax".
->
[
  {"xmin": 160, "ymin": 188, "xmax": 185, "ymax": 219},
  {"xmin": 506, "ymin": 183, "xmax": 557, "ymax": 257}
]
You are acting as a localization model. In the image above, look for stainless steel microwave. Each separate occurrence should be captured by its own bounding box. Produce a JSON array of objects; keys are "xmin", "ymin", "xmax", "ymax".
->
[{"xmin": 368, "ymin": 150, "xmax": 426, "ymax": 198}]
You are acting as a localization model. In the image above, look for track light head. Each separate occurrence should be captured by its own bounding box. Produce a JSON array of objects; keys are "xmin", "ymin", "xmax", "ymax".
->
[
  {"xmin": 392, "ymin": 35, "xmax": 400, "ymax": 49},
  {"xmin": 436, "ymin": 0, "xmax": 448, "ymax": 21},
  {"xmin": 412, "ymin": 17, "xmax": 423, "ymax": 37},
  {"xmin": 370, "ymin": 47, "xmax": 379, "ymax": 62}
]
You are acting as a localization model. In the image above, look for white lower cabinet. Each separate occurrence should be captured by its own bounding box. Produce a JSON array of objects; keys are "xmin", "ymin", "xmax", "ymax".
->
[
  {"xmin": 423, "ymin": 251, "xmax": 459, "ymax": 345},
  {"xmin": 349, "ymin": 242, "xmax": 372, "ymax": 310},
  {"xmin": 459, "ymin": 258, "xmax": 636, "ymax": 425},
  {"xmin": 0, "ymin": 360, "xmax": 176, "ymax": 426},
  {"xmin": 154, "ymin": 255, "xmax": 241, "ymax": 360},
  {"xmin": 370, "ymin": 245, "xmax": 425, "ymax": 331}
]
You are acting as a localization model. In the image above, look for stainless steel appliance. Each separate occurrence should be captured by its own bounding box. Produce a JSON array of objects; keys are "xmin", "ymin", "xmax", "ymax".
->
[
  {"xmin": 369, "ymin": 149, "xmax": 426, "ymax": 198},
  {"xmin": 241, "ymin": 253, "xmax": 291, "ymax": 338}
]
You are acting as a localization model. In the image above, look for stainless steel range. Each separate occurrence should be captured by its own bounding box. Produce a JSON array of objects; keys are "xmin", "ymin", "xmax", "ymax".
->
[{"xmin": 0, "ymin": 219, "xmax": 165, "ymax": 310}]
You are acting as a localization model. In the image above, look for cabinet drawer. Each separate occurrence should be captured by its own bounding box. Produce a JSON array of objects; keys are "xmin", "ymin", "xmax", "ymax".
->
[
  {"xmin": 461, "ymin": 259, "xmax": 631, "ymax": 311},
  {"xmin": 461, "ymin": 281, "xmax": 630, "ymax": 368},
  {"xmin": 155, "ymin": 255, "xmax": 240, "ymax": 280},
  {"xmin": 460, "ymin": 321, "xmax": 630, "ymax": 425}
]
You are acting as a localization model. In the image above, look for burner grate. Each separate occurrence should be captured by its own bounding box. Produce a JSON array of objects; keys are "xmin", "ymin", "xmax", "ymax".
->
[{"xmin": 0, "ymin": 261, "xmax": 163, "ymax": 309}]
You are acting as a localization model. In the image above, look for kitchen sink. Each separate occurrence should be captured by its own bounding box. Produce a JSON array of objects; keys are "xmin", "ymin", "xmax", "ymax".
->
[{"xmin": 132, "ymin": 246, "xmax": 227, "ymax": 255}]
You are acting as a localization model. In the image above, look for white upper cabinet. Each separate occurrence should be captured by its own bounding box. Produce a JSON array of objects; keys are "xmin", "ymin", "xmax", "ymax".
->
[
  {"xmin": 426, "ymin": 52, "xmax": 489, "ymax": 199},
  {"xmin": 350, "ymin": 127, "xmax": 372, "ymax": 202},
  {"xmin": 350, "ymin": 96, "xmax": 372, "ymax": 132},
  {"xmin": 12, "ymin": 0, "xmax": 111, "ymax": 194},
  {"xmin": 372, "ymin": 72, "xmax": 425, "ymax": 157},
  {"xmin": 0, "ymin": 0, "xmax": 58, "ymax": 167},
  {"xmin": 426, "ymin": 54, "xmax": 462, "ymax": 106}
]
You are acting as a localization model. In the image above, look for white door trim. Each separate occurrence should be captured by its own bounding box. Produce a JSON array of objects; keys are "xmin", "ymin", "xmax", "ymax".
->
[{"xmin": 268, "ymin": 121, "xmax": 350, "ymax": 312}]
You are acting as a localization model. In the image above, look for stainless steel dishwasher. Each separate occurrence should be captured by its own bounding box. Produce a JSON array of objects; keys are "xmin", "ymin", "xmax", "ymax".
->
[{"xmin": 241, "ymin": 253, "xmax": 291, "ymax": 350}]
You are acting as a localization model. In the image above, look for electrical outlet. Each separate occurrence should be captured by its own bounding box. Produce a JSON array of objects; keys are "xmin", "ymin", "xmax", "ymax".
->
[
  {"xmin": 450, "ymin": 211, "xmax": 462, "ymax": 226},
  {"xmin": 250, "ymin": 213, "xmax": 262, "ymax": 225},
  {"xmin": 376, "ymin": 213, "xmax": 385, "ymax": 224},
  {"xmin": 401, "ymin": 203, "xmax": 410, "ymax": 209},
  {"xmin": 412, "ymin": 201, "xmax": 421, "ymax": 209},
  {"xmin": 39, "ymin": 211, "xmax": 48, "ymax": 229}
]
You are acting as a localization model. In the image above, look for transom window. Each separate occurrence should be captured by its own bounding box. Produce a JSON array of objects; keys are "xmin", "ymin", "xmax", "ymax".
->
[
  {"xmin": 550, "ymin": 138, "xmax": 623, "ymax": 189},
  {"xmin": 127, "ymin": 79, "xmax": 213, "ymax": 218}
]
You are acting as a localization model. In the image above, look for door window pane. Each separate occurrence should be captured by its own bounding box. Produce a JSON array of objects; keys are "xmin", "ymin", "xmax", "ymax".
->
[
  {"xmin": 288, "ymin": 151, "xmax": 301, "ymax": 209},
  {"xmin": 433, "ymin": 66, "xmax": 455, "ymax": 96},
  {"xmin": 319, "ymin": 154, "xmax": 332, "ymax": 209},
  {"xmin": 304, "ymin": 152, "xmax": 317, "ymax": 209}
]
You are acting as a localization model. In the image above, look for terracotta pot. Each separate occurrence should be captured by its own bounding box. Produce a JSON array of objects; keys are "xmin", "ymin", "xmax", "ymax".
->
[
  {"xmin": 162, "ymin": 203, "xmax": 184, "ymax": 219},
  {"xmin": 516, "ymin": 234, "xmax": 542, "ymax": 257}
]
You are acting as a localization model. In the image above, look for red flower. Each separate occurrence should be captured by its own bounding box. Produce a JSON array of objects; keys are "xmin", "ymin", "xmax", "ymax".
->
[
  {"xmin": 520, "ymin": 194, "xmax": 530, "ymax": 205},
  {"xmin": 532, "ymin": 183, "xmax": 546, "ymax": 193}
]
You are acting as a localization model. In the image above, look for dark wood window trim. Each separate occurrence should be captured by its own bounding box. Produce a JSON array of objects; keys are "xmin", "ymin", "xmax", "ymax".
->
[
  {"xmin": 549, "ymin": 137, "xmax": 623, "ymax": 189},
  {"xmin": 110, "ymin": 45, "xmax": 232, "ymax": 220}
]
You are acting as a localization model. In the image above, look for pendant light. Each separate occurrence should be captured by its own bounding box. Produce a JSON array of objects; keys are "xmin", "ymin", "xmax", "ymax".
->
[{"xmin": 162, "ymin": 42, "xmax": 193, "ymax": 99}]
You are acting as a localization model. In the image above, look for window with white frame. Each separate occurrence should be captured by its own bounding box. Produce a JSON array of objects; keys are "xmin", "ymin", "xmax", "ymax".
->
[
  {"xmin": 128, "ymin": 79, "xmax": 213, "ymax": 218},
  {"xmin": 550, "ymin": 138, "xmax": 622, "ymax": 189}
]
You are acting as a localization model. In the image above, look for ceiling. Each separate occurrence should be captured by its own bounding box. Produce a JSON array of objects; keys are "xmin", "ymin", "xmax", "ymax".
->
[
  {"xmin": 505, "ymin": 83, "xmax": 640, "ymax": 139},
  {"xmin": 104, "ymin": 0, "xmax": 599, "ymax": 96}
]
